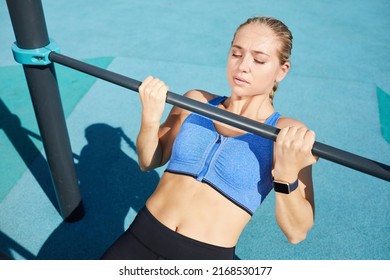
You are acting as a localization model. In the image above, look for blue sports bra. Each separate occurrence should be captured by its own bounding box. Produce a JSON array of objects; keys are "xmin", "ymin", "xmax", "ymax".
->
[{"xmin": 166, "ymin": 96, "xmax": 281, "ymax": 215}]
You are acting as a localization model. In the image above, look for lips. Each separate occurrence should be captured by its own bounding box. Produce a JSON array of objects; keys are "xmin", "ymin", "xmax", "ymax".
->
[{"xmin": 233, "ymin": 75, "xmax": 249, "ymax": 85}]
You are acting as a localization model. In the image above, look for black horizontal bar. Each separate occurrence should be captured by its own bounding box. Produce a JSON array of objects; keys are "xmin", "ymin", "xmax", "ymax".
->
[{"xmin": 49, "ymin": 52, "xmax": 390, "ymax": 182}]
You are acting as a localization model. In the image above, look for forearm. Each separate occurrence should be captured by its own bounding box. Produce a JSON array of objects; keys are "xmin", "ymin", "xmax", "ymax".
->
[
  {"xmin": 272, "ymin": 124, "xmax": 317, "ymax": 244},
  {"xmin": 136, "ymin": 119, "xmax": 163, "ymax": 171},
  {"xmin": 275, "ymin": 187, "xmax": 314, "ymax": 244}
]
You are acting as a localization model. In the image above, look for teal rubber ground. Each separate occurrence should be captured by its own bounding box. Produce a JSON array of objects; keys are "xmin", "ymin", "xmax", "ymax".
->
[{"xmin": 0, "ymin": 0, "xmax": 389, "ymax": 260}]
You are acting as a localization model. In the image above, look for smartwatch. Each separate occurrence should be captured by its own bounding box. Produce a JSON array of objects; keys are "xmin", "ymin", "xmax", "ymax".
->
[{"xmin": 273, "ymin": 178, "xmax": 299, "ymax": 194}]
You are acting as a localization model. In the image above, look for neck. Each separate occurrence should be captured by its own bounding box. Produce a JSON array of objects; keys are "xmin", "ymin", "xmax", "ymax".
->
[{"xmin": 224, "ymin": 94, "xmax": 274, "ymax": 121}]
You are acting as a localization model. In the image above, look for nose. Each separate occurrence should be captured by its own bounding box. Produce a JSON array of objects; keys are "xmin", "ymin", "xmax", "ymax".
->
[{"xmin": 238, "ymin": 55, "xmax": 251, "ymax": 72}]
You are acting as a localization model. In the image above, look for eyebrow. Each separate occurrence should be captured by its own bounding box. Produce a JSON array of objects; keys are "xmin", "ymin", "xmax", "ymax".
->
[{"xmin": 231, "ymin": 45, "xmax": 270, "ymax": 57}]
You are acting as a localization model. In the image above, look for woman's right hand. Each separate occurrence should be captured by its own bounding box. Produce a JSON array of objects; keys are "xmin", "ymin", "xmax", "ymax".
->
[{"xmin": 138, "ymin": 76, "xmax": 169, "ymax": 124}]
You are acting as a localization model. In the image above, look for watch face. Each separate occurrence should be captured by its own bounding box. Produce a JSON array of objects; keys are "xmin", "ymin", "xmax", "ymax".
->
[{"xmin": 273, "ymin": 181, "xmax": 290, "ymax": 194}]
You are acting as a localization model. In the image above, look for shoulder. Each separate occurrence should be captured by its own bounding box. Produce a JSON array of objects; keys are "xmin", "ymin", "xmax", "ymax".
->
[
  {"xmin": 167, "ymin": 89, "xmax": 220, "ymax": 119},
  {"xmin": 184, "ymin": 89, "xmax": 220, "ymax": 103},
  {"xmin": 276, "ymin": 116, "xmax": 308, "ymax": 129}
]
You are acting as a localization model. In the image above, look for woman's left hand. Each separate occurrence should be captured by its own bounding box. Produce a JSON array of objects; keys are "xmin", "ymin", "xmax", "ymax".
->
[{"xmin": 273, "ymin": 126, "xmax": 317, "ymax": 182}]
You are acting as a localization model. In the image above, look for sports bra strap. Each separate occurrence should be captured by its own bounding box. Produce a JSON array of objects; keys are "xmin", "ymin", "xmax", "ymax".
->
[
  {"xmin": 208, "ymin": 96, "xmax": 228, "ymax": 106},
  {"xmin": 265, "ymin": 112, "xmax": 281, "ymax": 126}
]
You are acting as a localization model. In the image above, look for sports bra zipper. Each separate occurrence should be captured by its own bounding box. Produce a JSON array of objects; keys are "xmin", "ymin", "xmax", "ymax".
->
[{"xmin": 197, "ymin": 134, "xmax": 222, "ymax": 181}]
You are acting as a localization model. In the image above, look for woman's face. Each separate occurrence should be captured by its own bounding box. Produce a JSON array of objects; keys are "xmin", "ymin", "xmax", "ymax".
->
[{"xmin": 226, "ymin": 23, "xmax": 289, "ymax": 98}]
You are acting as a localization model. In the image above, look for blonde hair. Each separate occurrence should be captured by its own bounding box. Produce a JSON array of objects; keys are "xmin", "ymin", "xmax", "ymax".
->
[{"xmin": 232, "ymin": 17, "xmax": 293, "ymax": 103}]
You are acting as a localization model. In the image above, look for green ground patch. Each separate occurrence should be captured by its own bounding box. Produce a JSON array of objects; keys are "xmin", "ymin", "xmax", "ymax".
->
[{"xmin": 377, "ymin": 86, "xmax": 390, "ymax": 143}]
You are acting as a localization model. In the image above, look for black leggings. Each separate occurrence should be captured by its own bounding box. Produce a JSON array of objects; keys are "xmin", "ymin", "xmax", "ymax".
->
[{"xmin": 100, "ymin": 207, "xmax": 235, "ymax": 260}]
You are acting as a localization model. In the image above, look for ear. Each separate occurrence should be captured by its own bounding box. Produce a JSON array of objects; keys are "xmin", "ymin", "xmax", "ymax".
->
[{"xmin": 276, "ymin": 62, "xmax": 290, "ymax": 82}]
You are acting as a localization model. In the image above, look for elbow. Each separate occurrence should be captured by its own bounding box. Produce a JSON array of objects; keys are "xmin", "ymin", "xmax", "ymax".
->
[
  {"xmin": 287, "ymin": 231, "xmax": 308, "ymax": 244},
  {"xmin": 138, "ymin": 162, "xmax": 153, "ymax": 172},
  {"xmin": 136, "ymin": 142, "xmax": 164, "ymax": 172},
  {"xmin": 286, "ymin": 223, "xmax": 314, "ymax": 244},
  {"xmin": 138, "ymin": 158, "xmax": 162, "ymax": 172},
  {"xmin": 137, "ymin": 159, "xmax": 147, "ymax": 172},
  {"xmin": 139, "ymin": 165, "xmax": 149, "ymax": 172}
]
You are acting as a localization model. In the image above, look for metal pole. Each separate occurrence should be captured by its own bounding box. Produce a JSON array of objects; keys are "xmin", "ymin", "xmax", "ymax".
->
[
  {"xmin": 49, "ymin": 52, "xmax": 390, "ymax": 182},
  {"xmin": 6, "ymin": 0, "xmax": 84, "ymax": 222}
]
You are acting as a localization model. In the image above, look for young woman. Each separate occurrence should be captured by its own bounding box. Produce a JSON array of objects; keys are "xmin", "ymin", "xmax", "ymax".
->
[{"xmin": 101, "ymin": 16, "xmax": 317, "ymax": 260}]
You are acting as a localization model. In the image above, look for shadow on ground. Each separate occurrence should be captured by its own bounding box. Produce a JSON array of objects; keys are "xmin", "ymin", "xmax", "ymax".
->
[{"xmin": 29, "ymin": 123, "xmax": 159, "ymax": 259}]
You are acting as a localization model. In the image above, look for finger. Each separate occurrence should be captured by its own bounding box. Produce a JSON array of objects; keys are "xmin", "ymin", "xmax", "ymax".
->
[
  {"xmin": 158, "ymin": 84, "xmax": 169, "ymax": 97},
  {"xmin": 144, "ymin": 75, "xmax": 154, "ymax": 83},
  {"xmin": 284, "ymin": 126, "xmax": 299, "ymax": 138},
  {"xmin": 146, "ymin": 79, "xmax": 167, "ymax": 97},
  {"xmin": 286, "ymin": 127, "xmax": 305, "ymax": 151},
  {"xmin": 144, "ymin": 78, "xmax": 163, "ymax": 97},
  {"xmin": 277, "ymin": 126, "xmax": 298, "ymax": 147},
  {"xmin": 141, "ymin": 75, "xmax": 154, "ymax": 87},
  {"xmin": 304, "ymin": 130, "xmax": 317, "ymax": 160},
  {"xmin": 305, "ymin": 130, "xmax": 316, "ymax": 142},
  {"xmin": 295, "ymin": 126, "xmax": 308, "ymax": 139},
  {"xmin": 276, "ymin": 126, "xmax": 289, "ymax": 141},
  {"xmin": 139, "ymin": 76, "xmax": 154, "ymax": 93},
  {"xmin": 148, "ymin": 80, "xmax": 168, "ymax": 99},
  {"xmin": 147, "ymin": 78, "xmax": 162, "ymax": 89},
  {"xmin": 297, "ymin": 129, "xmax": 313, "ymax": 153}
]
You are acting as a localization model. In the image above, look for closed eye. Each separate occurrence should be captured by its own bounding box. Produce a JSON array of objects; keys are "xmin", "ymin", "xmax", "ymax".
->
[{"xmin": 254, "ymin": 59, "xmax": 265, "ymax": 64}]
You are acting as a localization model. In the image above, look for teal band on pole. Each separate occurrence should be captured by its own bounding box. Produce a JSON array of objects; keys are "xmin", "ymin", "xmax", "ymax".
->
[{"xmin": 12, "ymin": 39, "xmax": 60, "ymax": 65}]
